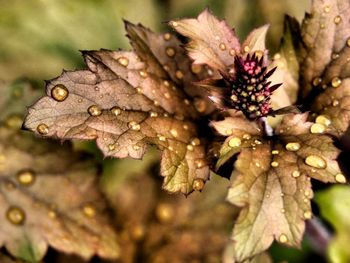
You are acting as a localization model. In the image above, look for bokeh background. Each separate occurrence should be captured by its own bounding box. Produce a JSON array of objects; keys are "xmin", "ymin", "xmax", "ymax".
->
[{"xmin": 2, "ymin": 1, "xmax": 348, "ymax": 263}]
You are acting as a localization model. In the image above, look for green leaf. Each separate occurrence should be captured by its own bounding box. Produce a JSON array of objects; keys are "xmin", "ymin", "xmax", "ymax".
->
[{"xmin": 315, "ymin": 186, "xmax": 350, "ymax": 263}]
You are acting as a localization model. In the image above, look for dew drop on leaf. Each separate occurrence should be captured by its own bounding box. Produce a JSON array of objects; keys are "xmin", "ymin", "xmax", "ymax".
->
[
  {"xmin": 193, "ymin": 178, "xmax": 205, "ymax": 191},
  {"xmin": 285, "ymin": 142, "xmax": 301, "ymax": 152},
  {"xmin": 6, "ymin": 206, "xmax": 25, "ymax": 225},
  {"xmin": 271, "ymin": 161, "xmax": 279, "ymax": 167},
  {"xmin": 305, "ymin": 155, "xmax": 327, "ymax": 169},
  {"xmin": 110, "ymin": 107, "xmax": 121, "ymax": 116},
  {"xmin": 312, "ymin": 77, "xmax": 322, "ymax": 86},
  {"xmin": 228, "ymin": 137, "xmax": 241, "ymax": 148},
  {"xmin": 82, "ymin": 204, "xmax": 96, "ymax": 218},
  {"xmin": 175, "ymin": 70, "xmax": 184, "ymax": 79},
  {"xmin": 128, "ymin": 121, "xmax": 141, "ymax": 131},
  {"xmin": 315, "ymin": 115, "xmax": 331, "ymax": 126},
  {"xmin": 117, "ymin": 57, "xmax": 129, "ymax": 67},
  {"xmin": 37, "ymin": 123, "xmax": 49, "ymax": 135},
  {"xmin": 271, "ymin": 150, "xmax": 279, "ymax": 155},
  {"xmin": 170, "ymin": 129, "xmax": 178, "ymax": 137},
  {"xmin": 310, "ymin": 123, "xmax": 325, "ymax": 134},
  {"xmin": 48, "ymin": 210, "xmax": 57, "ymax": 219},
  {"xmin": 16, "ymin": 169, "xmax": 35, "ymax": 186},
  {"xmin": 279, "ymin": 234, "xmax": 288, "ymax": 243},
  {"xmin": 186, "ymin": 144, "xmax": 194, "ymax": 151},
  {"xmin": 190, "ymin": 138, "xmax": 201, "ymax": 146},
  {"xmin": 191, "ymin": 64, "xmax": 202, "ymax": 74},
  {"xmin": 331, "ymin": 77, "xmax": 342, "ymax": 88},
  {"xmin": 139, "ymin": 70, "xmax": 148, "ymax": 78},
  {"xmin": 292, "ymin": 170, "xmax": 301, "ymax": 178},
  {"xmin": 165, "ymin": 47, "xmax": 176, "ymax": 57},
  {"xmin": 334, "ymin": 15, "xmax": 342, "ymax": 25},
  {"xmin": 219, "ymin": 43, "xmax": 226, "ymax": 51},
  {"xmin": 163, "ymin": 33, "xmax": 171, "ymax": 41},
  {"xmin": 51, "ymin": 84, "xmax": 69, "ymax": 102},
  {"xmin": 335, "ymin": 173, "xmax": 347, "ymax": 183},
  {"xmin": 304, "ymin": 211, "xmax": 312, "ymax": 219},
  {"xmin": 88, "ymin": 105, "xmax": 102, "ymax": 116}
]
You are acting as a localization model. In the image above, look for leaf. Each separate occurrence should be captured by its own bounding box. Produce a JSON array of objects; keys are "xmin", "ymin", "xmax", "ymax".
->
[
  {"xmin": 315, "ymin": 186, "xmax": 350, "ymax": 263},
  {"xmin": 23, "ymin": 24, "xmax": 210, "ymax": 195},
  {"xmin": 212, "ymin": 113, "xmax": 343, "ymax": 262},
  {"xmin": 169, "ymin": 8, "xmax": 241, "ymax": 72},
  {"xmin": 269, "ymin": 16, "xmax": 301, "ymax": 109},
  {"xmin": 0, "ymin": 127, "xmax": 119, "ymax": 262},
  {"xmin": 242, "ymin": 25, "xmax": 269, "ymax": 54},
  {"xmin": 299, "ymin": 0, "xmax": 350, "ymax": 98}
]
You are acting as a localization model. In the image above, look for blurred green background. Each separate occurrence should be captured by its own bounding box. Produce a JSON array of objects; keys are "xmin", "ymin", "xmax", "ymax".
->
[{"xmin": 4, "ymin": 1, "xmax": 348, "ymax": 263}]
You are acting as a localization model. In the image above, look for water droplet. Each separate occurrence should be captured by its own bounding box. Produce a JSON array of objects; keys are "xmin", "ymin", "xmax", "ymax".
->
[
  {"xmin": 128, "ymin": 121, "xmax": 141, "ymax": 131},
  {"xmin": 51, "ymin": 84, "xmax": 69, "ymax": 102},
  {"xmin": 111, "ymin": 107, "xmax": 121, "ymax": 116},
  {"xmin": 184, "ymin": 99, "xmax": 190, "ymax": 105},
  {"xmin": 155, "ymin": 203, "xmax": 174, "ymax": 223},
  {"xmin": 191, "ymin": 64, "xmax": 202, "ymax": 74},
  {"xmin": 225, "ymin": 129, "xmax": 233, "ymax": 136},
  {"xmin": 316, "ymin": 115, "xmax": 331, "ymax": 126},
  {"xmin": 312, "ymin": 77, "xmax": 322, "ymax": 86},
  {"xmin": 171, "ymin": 21, "xmax": 178, "ymax": 27},
  {"xmin": 332, "ymin": 100, "xmax": 339, "ymax": 106},
  {"xmin": 279, "ymin": 234, "xmax": 288, "ymax": 243},
  {"xmin": 187, "ymin": 144, "xmax": 194, "ymax": 151},
  {"xmin": 139, "ymin": 70, "xmax": 148, "ymax": 78},
  {"xmin": 305, "ymin": 155, "xmax": 327, "ymax": 169},
  {"xmin": 163, "ymin": 80, "xmax": 170, "ymax": 87},
  {"xmin": 82, "ymin": 204, "xmax": 96, "ymax": 218},
  {"xmin": 332, "ymin": 53, "xmax": 339, "ymax": 60},
  {"xmin": 195, "ymin": 159, "xmax": 206, "ymax": 168},
  {"xmin": 243, "ymin": 46, "xmax": 250, "ymax": 53},
  {"xmin": 16, "ymin": 169, "xmax": 35, "ymax": 186},
  {"xmin": 166, "ymin": 47, "xmax": 176, "ymax": 57},
  {"xmin": 320, "ymin": 24, "xmax": 325, "ymax": 29},
  {"xmin": 229, "ymin": 49, "xmax": 236, "ymax": 56},
  {"xmin": 149, "ymin": 111, "xmax": 158, "ymax": 117},
  {"xmin": 285, "ymin": 142, "xmax": 301, "ymax": 152},
  {"xmin": 219, "ymin": 43, "xmax": 226, "ymax": 50},
  {"xmin": 163, "ymin": 65, "xmax": 170, "ymax": 71},
  {"xmin": 271, "ymin": 161, "xmax": 279, "ymax": 168},
  {"xmin": 255, "ymin": 162, "xmax": 260, "ymax": 167},
  {"xmin": 272, "ymin": 150, "xmax": 279, "ymax": 155},
  {"xmin": 164, "ymin": 92, "xmax": 171, "ymax": 99},
  {"xmin": 183, "ymin": 124, "xmax": 189, "ymax": 130},
  {"xmin": 304, "ymin": 211, "xmax": 312, "ymax": 219},
  {"xmin": 117, "ymin": 57, "xmax": 129, "ymax": 67},
  {"xmin": 194, "ymin": 99, "xmax": 206, "ymax": 113},
  {"xmin": 347, "ymin": 38, "xmax": 350, "ymax": 47},
  {"xmin": 334, "ymin": 15, "xmax": 342, "ymax": 24},
  {"xmin": 88, "ymin": 105, "xmax": 102, "ymax": 116},
  {"xmin": 243, "ymin": 134, "xmax": 251, "ymax": 140},
  {"xmin": 281, "ymin": 208, "xmax": 285, "ymax": 213},
  {"xmin": 175, "ymin": 70, "xmax": 183, "ymax": 79},
  {"xmin": 310, "ymin": 123, "xmax": 326, "ymax": 134},
  {"xmin": 37, "ymin": 123, "xmax": 49, "ymax": 135},
  {"xmin": 133, "ymin": 145, "xmax": 141, "ymax": 150},
  {"xmin": 331, "ymin": 77, "xmax": 342, "ymax": 88},
  {"xmin": 324, "ymin": 5, "xmax": 330, "ymax": 13},
  {"xmin": 163, "ymin": 33, "xmax": 171, "ymax": 40},
  {"xmin": 304, "ymin": 190, "xmax": 311, "ymax": 197},
  {"xmin": 191, "ymin": 138, "xmax": 201, "ymax": 146},
  {"xmin": 193, "ymin": 178, "xmax": 205, "ymax": 191},
  {"xmin": 170, "ymin": 129, "xmax": 178, "ymax": 137},
  {"xmin": 292, "ymin": 170, "xmax": 300, "ymax": 178},
  {"xmin": 6, "ymin": 206, "xmax": 25, "ymax": 225},
  {"xmin": 335, "ymin": 173, "xmax": 346, "ymax": 183},
  {"xmin": 228, "ymin": 137, "xmax": 241, "ymax": 148}
]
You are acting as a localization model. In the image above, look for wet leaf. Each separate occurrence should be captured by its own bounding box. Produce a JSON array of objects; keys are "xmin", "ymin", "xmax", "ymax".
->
[
  {"xmin": 315, "ymin": 186, "xmax": 350, "ymax": 263},
  {"xmin": 0, "ymin": 127, "xmax": 119, "ymax": 261},
  {"xmin": 299, "ymin": 0, "xmax": 350, "ymax": 98},
  {"xmin": 212, "ymin": 113, "xmax": 342, "ymax": 261},
  {"xmin": 23, "ymin": 24, "xmax": 210, "ymax": 195},
  {"xmin": 242, "ymin": 25, "xmax": 269, "ymax": 54},
  {"xmin": 169, "ymin": 8, "xmax": 241, "ymax": 71}
]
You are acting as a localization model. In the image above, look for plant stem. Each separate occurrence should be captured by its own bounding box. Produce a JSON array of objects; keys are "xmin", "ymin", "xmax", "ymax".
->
[{"xmin": 305, "ymin": 217, "xmax": 332, "ymax": 256}]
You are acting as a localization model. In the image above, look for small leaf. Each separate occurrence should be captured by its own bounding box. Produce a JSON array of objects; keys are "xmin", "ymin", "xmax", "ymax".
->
[
  {"xmin": 169, "ymin": 8, "xmax": 241, "ymax": 72},
  {"xmin": 299, "ymin": 0, "xmax": 350, "ymax": 98},
  {"xmin": 242, "ymin": 25, "xmax": 269, "ymax": 54},
  {"xmin": 315, "ymin": 186, "xmax": 350, "ymax": 263},
  {"xmin": 213, "ymin": 113, "xmax": 342, "ymax": 261},
  {"xmin": 23, "ymin": 25, "xmax": 210, "ymax": 195},
  {"xmin": 0, "ymin": 127, "xmax": 119, "ymax": 261}
]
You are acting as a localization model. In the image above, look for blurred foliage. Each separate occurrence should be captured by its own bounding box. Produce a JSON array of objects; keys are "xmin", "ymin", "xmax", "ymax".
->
[{"xmin": 316, "ymin": 186, "xmax": 350, "ymax": 263}]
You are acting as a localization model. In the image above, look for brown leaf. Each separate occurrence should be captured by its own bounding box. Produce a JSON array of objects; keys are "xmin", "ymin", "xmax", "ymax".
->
[
  {"xmin": 213, "ymin": 113, "xmax": 343, "ymax": 261},
  {"xmin": 23, "ymin": 26, "xmax": 210, "ymax": 195},
  {"xmin": 299, "ymin": 0, "xmax": 350, "ymax": 98},
  {"xmin": 0, "ymin": 127, "xmax": 119, "ymax": 262},
  {"xmin": 169, "ymin": 8, "xmax": 241, "ymax": 72}
]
